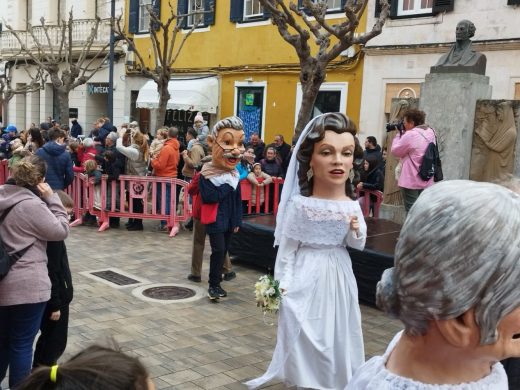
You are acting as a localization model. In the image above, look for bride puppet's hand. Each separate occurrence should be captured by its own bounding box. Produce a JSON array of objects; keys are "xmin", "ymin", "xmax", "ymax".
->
[{"xmin": 349, "ymin": 215, "xmax": 360, "ymax": 237}]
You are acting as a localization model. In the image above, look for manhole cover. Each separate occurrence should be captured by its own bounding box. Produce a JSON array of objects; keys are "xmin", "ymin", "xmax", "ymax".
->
[
  {"xmin": 142, "ymin": 286, "xmax": 196, "ymax": 300},
  {"xmin": 91, "ymin": 270, "xmax": 140, "ymax": 286}
]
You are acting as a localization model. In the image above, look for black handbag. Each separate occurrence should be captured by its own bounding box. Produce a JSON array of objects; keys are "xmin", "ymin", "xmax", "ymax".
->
[{"xmin": 0, "ymin": 201, "xmax": 33, "ymax": 281}]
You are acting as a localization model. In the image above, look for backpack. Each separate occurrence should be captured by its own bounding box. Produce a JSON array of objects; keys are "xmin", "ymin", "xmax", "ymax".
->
[
  {"xmin": 0, "ymin": 200, "xmax": 33, "ymax": 280},
  {"xmin": 415, "ymin": 128, "xmax": 443, "ymax": 182}
]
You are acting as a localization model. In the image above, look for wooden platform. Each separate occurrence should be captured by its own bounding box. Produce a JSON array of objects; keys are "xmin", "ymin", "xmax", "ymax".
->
[{"xmin": 230, "ymin": 215, "xmax": 401, "ymax": 306}]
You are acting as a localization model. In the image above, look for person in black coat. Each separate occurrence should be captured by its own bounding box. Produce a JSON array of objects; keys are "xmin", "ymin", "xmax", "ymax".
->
[
  {"xmin": 36, "ymin": 128, "xmax": 74, "ymax": 190},
  {"xmin": 70, "ymin": 119, "xmax": 82, "ymax": 139},
  {"xmin": 33, "ymin": 191, "xmax": 74, "ymax": 367},
  {"xmin": 270, "ymin": 134, "xmax": 291, "ymax": 174},
  {"xmin": 357, "ymin": 154, "xmax": 384, "ymax": 215},
  {"xmin": 358, "ymin": 154, "xmax": 384, "ymax": 193},
  {"xmin": 199, "ymin": 117, "xmax": 244, "ymax": 301}
]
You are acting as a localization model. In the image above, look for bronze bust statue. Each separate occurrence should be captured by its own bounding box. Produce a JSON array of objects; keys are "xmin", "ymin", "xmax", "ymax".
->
[{"xmin": 431, "ymin": 20, "xmax": 486, "ymax": 75}]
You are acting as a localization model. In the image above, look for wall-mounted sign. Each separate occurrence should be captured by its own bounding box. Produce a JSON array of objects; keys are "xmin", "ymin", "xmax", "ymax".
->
[
  {"xmin": 87, "ymin": 83, "xmax": 110, "ymax": 95},
  {"xmin": 245, "ymin": 93, "xmax": 254, "ymax": 106},
  {"xmin": 69, "ymin": 108, "xmax": 78, "ymax": 118}
]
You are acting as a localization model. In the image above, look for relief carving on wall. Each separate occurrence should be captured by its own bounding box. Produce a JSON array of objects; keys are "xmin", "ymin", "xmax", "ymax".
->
[{"xmin": 470, "ymin": 100, "xmax": 519, "ymax": 182}]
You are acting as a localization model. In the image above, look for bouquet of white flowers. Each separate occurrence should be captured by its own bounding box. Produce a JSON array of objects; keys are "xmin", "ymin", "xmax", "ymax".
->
[{"xmin": 254, "ymin": 274, "xmax": 283, "ymax": 321}]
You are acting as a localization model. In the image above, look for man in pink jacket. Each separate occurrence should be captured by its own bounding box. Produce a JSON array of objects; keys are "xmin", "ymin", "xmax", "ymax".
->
[{"xmin": 391, "ymin": 109, "xmax": 436, "ymax": 212}]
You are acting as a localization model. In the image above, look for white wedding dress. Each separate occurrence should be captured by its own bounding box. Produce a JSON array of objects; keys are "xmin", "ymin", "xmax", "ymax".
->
[{"xmin": 246, "ymin": 194, "xmax": 367, "ymax": 390}]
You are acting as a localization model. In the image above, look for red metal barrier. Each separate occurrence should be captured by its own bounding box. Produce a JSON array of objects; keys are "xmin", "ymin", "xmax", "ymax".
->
[
  {"xmin": 0, "ymin": 159, "xmax": 9, "ymax": 184},
  {"xmin": 240, "ymin": 178, "xmax": 284, "ymax": 216},
  {"xmin": 72, "ymin": 174, "xmax": 191, "ymax": 237},
  {"xmin": 356, "ymin": 188, "xmax": 384, "ymax": 218}
]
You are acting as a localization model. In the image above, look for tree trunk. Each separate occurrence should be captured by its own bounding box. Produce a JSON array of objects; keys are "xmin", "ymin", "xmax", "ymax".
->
[
  {"xmin": 1, "ymin": 99, "xmax": 7, "ymax": 125},
  {"xmin": 293, "ymin": 64, "xmax": 324, "ymax": 142},
  {"xmin": 156, "ymin": 76, "xmax": 171, "ymax": 127},
  {"xmin": 57, "ymin": 88, "xmax": 70, "ymax": 125},
  {"xmin": 1, "ymin": 94, "xmax": 14, "ymax": 125}
]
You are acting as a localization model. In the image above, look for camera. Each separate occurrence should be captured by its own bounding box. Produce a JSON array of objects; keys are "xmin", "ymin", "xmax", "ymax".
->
[{"xmin": 386, "ymin": 121, "xmax": 404, "ymax": 133}]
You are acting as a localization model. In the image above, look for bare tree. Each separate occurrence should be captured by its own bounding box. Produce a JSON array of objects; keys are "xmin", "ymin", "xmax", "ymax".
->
[
  {"xmin": 259, "ymin": 0, "xmax": 390, "ymax": 138},
  {"xmin": 113, "ymin": 1, "xmax": 207, "ymax": 126},
  {"xmin": 6, "ymin": 10, "xmax": 112, "ymax": 124},
  {"xmin": 0, "ymin": 59, "xmax": 45, "ymax": 125}
]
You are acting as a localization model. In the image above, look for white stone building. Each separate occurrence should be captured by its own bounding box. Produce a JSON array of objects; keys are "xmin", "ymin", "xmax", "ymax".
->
[
  {"xmin": 0, "ymin": 0, "xmax": 125, "ymax": 130},
  {"xmin": 359, "ymin": 0, "xmax": 520, "ymax": 144}
]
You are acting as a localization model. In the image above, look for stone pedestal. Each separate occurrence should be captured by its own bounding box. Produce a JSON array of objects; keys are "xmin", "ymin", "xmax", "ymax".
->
[
  {"xmin": 419, "ymin": 73, "xmax": 492, "ymax": 180},
  {"xmin": 379, "ymin": 204, "xmax": 406, "ymax": 225}
]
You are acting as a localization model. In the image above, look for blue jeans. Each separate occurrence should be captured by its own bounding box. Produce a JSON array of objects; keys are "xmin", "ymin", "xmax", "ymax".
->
[{"xmin": 0, "ymin": 302, "xmax": 47, "ymax": 388}]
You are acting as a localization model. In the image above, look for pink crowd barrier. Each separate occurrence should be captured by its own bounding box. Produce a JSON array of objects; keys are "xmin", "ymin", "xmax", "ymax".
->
[
  {"xmin": 240, "ymin": 177, "xmax": 284, "ymax": 216},
  {"xmin": 0, "ymin": 160, "xmax": 286, "ymax": 228},
  {"xmin": 72, "ymin": 174, "xmax": 191, "ymax": 237},
  {"xmin": 0, "ymin": 159, "xmax": 8, "ymax": 184}
]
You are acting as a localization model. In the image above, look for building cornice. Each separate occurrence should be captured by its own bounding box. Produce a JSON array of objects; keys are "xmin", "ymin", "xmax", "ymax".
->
[{"xmin": 363, "ymin": 38, "xmax": 520, "ymax": 56}]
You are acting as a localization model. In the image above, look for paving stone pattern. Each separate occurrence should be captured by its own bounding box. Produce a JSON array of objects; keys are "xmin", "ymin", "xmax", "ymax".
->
[{"xmin": 3, "ymin": 221, "xmax": 402, "ymax": 390}]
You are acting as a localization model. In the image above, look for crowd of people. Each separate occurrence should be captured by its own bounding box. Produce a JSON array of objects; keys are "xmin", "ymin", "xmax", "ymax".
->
[{"xmin": 2, "ymin": 110, "xmax": 520, "ymax": 390}]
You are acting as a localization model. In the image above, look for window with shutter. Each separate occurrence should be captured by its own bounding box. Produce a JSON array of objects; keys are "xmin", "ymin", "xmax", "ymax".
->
[
  {"xmin": 243, "ymin": 0, "xmax": 264, "ymax": 20},
  {"xmin": 230, "ymin": 0, "xmax": 244, "ymax": 22},
  {"xmin": 299, "ymin": 0, "xmax": 346, "ymax": 14},
  {"xmin": 138, "ymin": 0, "xmax": 152, "ymax": 32},
  {"xmin": 396, "ymin": 0, "xmax": 433, "ymax": 17},
  {"xmin": 432, "ymin": 0, "xmax": 454, "ymax": 13},
  {"xmin": 186, "ymin": 0, "xmax": 204, "ymax": 27},
  {"xmin": 151, "ymin": 0, "xmax": 161, "ymax": 31},
  {"xmin": 204, "ymin": 0, "xmax": 216, "ymax": 26},
  {"xmin": 230, "ymin": 0, "xmax": 272, "ymax": 23},
  {"xmin": 177, "ymin": 0, "xmax": 188, "ymax": 28},
  {"xmin": 375, "ymin": 0, "xmax": 383, "ymax": 17},
  {"xmin": 128, "ymin": 0, "xmax": 139, "ymax": 33}
]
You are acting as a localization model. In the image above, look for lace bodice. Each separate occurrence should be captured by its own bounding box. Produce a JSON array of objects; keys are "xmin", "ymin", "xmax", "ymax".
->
[
  {"xmin": 347, "ymin": 331, "xmax": 508, "ymax": 389},
  {"xmin": 279, "ymin": 194, "xmax": 365, "ymax": 247}
]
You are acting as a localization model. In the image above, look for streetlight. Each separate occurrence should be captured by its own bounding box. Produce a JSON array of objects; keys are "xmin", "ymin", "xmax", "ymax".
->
[{"xmin": 107, "ymin": 0, "xmax": 115, "ymax": 122}]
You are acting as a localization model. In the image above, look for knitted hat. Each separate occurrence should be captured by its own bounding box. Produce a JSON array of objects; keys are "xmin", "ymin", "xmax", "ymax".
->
[{"xmin": 194, "ymin": 113, "xmax": 204, "ymax": 123}]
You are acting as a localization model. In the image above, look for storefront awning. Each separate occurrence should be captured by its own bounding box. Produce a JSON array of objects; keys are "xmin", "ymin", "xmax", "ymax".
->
[{"xmin": 136, "ymin": 77, "xmax": 219, "ymax": 114}]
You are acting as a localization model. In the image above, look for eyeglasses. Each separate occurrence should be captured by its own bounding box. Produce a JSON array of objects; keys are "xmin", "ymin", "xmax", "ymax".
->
[{"xmin": 214, "ymin": 139, "xmax": 245, "ymax": 154}]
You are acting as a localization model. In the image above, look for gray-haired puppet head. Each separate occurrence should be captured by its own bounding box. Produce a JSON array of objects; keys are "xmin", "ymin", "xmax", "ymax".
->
[
  {"xmin": 210, "ymin": 116, "xmax": 244, "ymax": 138},
  {"xmin": 377, "ymin": 179, "xmax": 520, "ymax": 345},
  {"xmin": 208, "ymin": 116, "xmax": 245, "ymax": 172}
]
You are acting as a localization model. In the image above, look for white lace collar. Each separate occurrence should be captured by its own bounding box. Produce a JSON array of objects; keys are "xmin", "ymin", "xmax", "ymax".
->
[
  {"xmin": 368, "ymin": 331, "xmax": 508, "ymax": 389},
  {"xmin": 208, "ymin": 171, "xmax": 239, "ymax": 189}
]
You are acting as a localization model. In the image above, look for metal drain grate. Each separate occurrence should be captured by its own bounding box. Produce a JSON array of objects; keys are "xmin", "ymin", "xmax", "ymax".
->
[
  {"xmin": 90, "ymin": 270, "xmax": 140, "ymax": 286},
  {"xmin": 142, "ymin": 286, "xmax": 196, "ymax": 300}
]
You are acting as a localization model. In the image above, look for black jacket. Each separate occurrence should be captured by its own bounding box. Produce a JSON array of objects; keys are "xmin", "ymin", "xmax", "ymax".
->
[
  {"xmin": 46, "ymin": 241, "xmax": 73, "ymax": 312},
  {"xmin": 260, "ymin": 158, "xmax": 283, "ymax": 178},
  {"xmin": 70, "ymin": 120, "xmax": 83, "ymax": 138},
  {"xmin": 361, "ymin": 168, "xmax": 384, "ymax": 192},
  {"xmin": 199, "ymin": 176, "xmax": 242, "ymax": 234}
]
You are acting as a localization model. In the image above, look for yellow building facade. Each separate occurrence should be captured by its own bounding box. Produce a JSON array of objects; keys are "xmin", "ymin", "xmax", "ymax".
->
[{"xmin": 127, "ymin": 0, "xmax": 366, "ymax": 144}]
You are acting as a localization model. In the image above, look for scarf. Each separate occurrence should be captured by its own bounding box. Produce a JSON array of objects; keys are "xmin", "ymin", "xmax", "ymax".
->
[{"xmin": 200, "ymin": 162, "xmax": 239, "ymax": 189}]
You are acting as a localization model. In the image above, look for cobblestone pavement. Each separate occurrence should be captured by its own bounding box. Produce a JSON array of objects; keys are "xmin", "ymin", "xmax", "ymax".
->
[{"xmin": 3, "ymin": 220, "xmax": 401, "ymax": 390}]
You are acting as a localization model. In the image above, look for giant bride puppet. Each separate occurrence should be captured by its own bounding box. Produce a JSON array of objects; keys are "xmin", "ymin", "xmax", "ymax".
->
[{"xmin": 247, "ymin": 113, "xmax": 367, "ymax": 389}]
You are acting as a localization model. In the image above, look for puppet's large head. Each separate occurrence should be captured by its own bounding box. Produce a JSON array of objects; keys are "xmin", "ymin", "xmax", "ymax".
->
[
  {"xmin": 377, "ymin": 180, "xmax": 520, "ymax": 359},
  {"xmin": 208, "ymin": 116, "xmax": 245, "ymax": 171}
]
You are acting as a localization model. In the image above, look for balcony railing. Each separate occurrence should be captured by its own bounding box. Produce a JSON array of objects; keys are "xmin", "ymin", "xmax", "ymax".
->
[{"xmin": 0, "ymin": 18, "xmax": 112, "ymax": 56}]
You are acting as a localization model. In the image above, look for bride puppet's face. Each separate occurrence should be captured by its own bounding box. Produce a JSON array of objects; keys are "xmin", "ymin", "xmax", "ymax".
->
[{"xmin": 309, "ymin": 130, "xmax": 355, "ymax": 191}]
